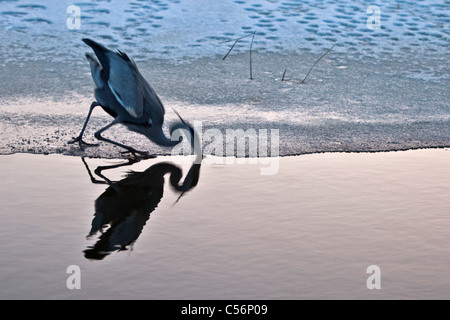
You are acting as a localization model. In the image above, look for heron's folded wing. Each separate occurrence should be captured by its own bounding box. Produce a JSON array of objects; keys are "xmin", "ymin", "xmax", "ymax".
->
[
  {"xmin": 86, "ymin": 54, "xmax": 105, "ymax": 89},
  {"xmin": 106, "ymin": 52, "xmax": 144, "ymax": 119},
  {"xmin": 139, "ymin": 73, "xmax": 166, "ymax": 119}
]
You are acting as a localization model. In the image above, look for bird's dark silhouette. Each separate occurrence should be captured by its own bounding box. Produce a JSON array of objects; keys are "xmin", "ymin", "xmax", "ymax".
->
[{"xmin": 82, "ymin": 156, "xmax": 202, "ymax": 261}]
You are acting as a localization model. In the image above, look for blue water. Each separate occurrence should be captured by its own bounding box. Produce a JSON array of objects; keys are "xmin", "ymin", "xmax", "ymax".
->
[{"xmin": 1, "ymin": 0, "xmax": 449, "ymax": 61}]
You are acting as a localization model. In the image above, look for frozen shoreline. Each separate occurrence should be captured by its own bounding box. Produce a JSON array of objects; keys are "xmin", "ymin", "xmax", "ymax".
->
[
  {"xmin": 1, "ymin": 0, "xmax": 448, "ymax": 160},
  {"xmin": 1, "ymin": 51, "xmax": 449, "ymax": 159}
]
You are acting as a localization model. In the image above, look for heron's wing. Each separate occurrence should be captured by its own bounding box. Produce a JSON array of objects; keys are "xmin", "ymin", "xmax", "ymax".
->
[
  {"xmin": 83, "ymin": 39, "xmax": 165, "ymax": 120},
  {"xmin": 106, "ymin": 51, "xmax": 144, "ymax": 119}
]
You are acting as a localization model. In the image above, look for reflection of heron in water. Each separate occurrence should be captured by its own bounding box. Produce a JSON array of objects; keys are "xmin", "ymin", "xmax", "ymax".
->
[{"xmin": 82, "ymin": 156, "xmax": 201, "ymax": 261}]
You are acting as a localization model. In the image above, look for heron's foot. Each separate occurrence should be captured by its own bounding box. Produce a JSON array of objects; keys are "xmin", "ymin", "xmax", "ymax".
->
[
  {"xmin": 121, "ymin": 148, "xmax": 156, "ymax": 161},
  {"xmin": 68, "ymin": 136, "xmax": 99, "ymax": 150}
]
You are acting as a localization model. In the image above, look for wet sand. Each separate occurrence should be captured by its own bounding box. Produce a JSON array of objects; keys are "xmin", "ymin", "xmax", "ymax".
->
[{"xmin": 0, "ymin": 149, "xmax": 449, "ymax": 300}]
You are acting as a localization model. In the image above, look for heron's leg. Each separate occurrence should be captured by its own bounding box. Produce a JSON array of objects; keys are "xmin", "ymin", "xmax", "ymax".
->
[
  {"xmin": 94, "ymin": 118, "xmax": 149, "ymax": 159},
  {"xmin": 69, "ymin": 102, "xmax": 101, "ymax": 149}
]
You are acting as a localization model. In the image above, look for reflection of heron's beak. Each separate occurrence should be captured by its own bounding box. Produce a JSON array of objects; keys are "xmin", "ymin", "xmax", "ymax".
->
[{"xmin": 172, "ymin": 192, "xmax": 186, "ymax": 207}]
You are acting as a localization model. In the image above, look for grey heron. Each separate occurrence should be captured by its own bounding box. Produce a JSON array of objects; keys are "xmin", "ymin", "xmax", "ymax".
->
[{"xmin": 69, "ymin": 38, "xmax": 197, "ymax": 158}]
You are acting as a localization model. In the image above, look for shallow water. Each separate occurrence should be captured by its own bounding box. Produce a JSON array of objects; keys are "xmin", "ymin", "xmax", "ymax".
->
[{"xmin": 0, "ymin": 149, "xmax": 449, "ymax": 299}]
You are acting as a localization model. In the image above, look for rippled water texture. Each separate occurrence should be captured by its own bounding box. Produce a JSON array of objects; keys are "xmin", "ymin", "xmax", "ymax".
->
[{"xmin": 0, "ymin": 0, "xmax": 449, "ymax": 61}]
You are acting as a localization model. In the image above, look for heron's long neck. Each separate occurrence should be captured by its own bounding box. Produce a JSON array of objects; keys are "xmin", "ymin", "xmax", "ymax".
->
[
  {"xmin": 151, "ymin": 126, "xmax": 179, "ymax": 147},
  {"xmin": 146, "ymin": 122, "xmax": 199, "ymax": 152},
  {"xmin": 148, "ymin": 162, "xmax": 197, "ymax": 192}
]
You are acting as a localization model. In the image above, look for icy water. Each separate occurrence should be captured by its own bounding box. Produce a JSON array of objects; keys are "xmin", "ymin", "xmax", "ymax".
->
[
  {"xmin": 0, "ymin": 0, "xmax": 449, "ymax": 158},
  {"xmin": 0, "ymin": 150, "xmax": 449, "ymax": 300},
  {"xmin": 1, "ymin": 0, "xmax": 449, "ymax": 61}
]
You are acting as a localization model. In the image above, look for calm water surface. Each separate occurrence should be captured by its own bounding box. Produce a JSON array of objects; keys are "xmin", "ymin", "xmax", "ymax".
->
[{"xmin": 0, "ymin": 149, "xmax": 449, "ymax": 299}]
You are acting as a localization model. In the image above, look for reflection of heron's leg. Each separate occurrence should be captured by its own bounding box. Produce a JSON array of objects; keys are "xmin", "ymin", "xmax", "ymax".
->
[
  {"xmin": 69, "ymin": 101, "xmax": 101, "ymax": 149},
  {"xmin": 81, "ymin": 157, "xmax": 109, "ymax": 185},
  {"xmin": 94, "ymin": 160, "xmax": 139, "ymax": 186},
  {"xmin": 94, "ymin": 118, "xmax": 149, "ymax": 158},
  {"xmin": 81, "ymin": 157, "xmax": 138, "ymax": 194}
]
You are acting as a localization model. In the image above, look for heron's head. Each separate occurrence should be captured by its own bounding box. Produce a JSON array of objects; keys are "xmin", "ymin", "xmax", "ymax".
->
[
  {"xmin": 169, "ymin": 120, "xmax": 198, "ymax": 152},
  {"xmin": 138, "ymin": 111, "xmax": 201, "ymax": 157},
  {"xmin": 170, "ymin": 109, "xmax": 201, "ymax": 153}
]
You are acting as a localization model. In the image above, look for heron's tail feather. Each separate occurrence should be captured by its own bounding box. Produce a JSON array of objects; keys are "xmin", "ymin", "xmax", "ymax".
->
[
  {"xmin": 82, "ymin": 38, "xmax": 111, "ymax": 73},
  {"xmin": 85, "ymin": 53, "xmax": 104, "ymax": 88},
  {"xmin": 82, "ymin": 38, "xmax": 109, "ymax": 52}
]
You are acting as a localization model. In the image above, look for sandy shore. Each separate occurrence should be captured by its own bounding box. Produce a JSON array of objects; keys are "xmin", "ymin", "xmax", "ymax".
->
[{"xmin": 0, "ymin": 148, "xmax": 449, "ymax": 299}]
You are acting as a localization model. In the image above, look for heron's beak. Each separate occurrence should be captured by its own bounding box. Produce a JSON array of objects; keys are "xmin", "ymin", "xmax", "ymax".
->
[{"xmin": 172, "ymin": 108, "xmax": 187, "ymax": 125}]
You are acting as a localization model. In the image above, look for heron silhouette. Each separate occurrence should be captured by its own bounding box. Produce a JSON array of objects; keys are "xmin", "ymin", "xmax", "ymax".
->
[
  {"xmin": 69, "ymin": 38, "xmax": 197, "ymax": 158},
  {"xmin": 82, "ymin": 155, "xmax": 202, "ymax": 260}
]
